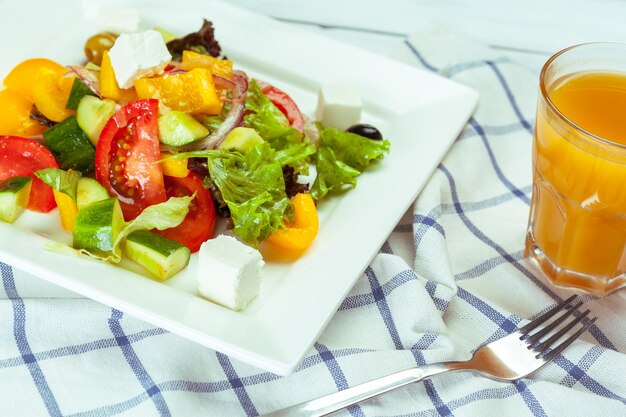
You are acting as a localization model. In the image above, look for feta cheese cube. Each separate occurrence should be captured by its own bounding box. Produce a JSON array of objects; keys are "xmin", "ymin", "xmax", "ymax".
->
[
  {"xmin": 315, "ymin": 85, "xmax": 362, "ymax": 130},
  {"xmin": 197, "ymin": 235, "xmax": 264, "ymax": 311},
  {"xmin": 97, "ymin": 6, "xmax": 140, "ymax": 34},
  {"xmin": 108, "ymin": 30, "xmax": 172, "ymax": 89}
]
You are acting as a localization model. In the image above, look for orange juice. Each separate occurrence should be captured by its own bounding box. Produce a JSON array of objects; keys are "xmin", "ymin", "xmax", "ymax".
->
[{"xmin": 528, "ymin": 69, "xmax": 626, "ymax": 294}]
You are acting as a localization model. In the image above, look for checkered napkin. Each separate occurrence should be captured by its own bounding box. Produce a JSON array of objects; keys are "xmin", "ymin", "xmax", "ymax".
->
[{"xmin": 2, "ymin": 22, "xmax": 626, "ymax": 417}]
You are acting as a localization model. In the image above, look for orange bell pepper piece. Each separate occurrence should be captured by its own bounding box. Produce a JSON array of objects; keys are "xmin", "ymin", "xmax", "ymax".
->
[
  {"xmin": 266, "ymin": 193, "xmax": 318, "ymax": 252},
  {"xmin": 160, "ymin": 153, "xmax": 190, "ymax": 178},
  {"xmin": 33, "ymin": 68, "xmax": 75, "ymax": 122},
  {"xmin": 134, "ymin": 68, "xmax": 223, "ymax": 115},
  {"xmin": 180, "ymin": 50, "xmax": 233, "ymax": 79},
  {"xmin": 53, "ymin": 190, "xmax": 78, "ymax": 232},
  {"xmin": 3, "ymin": 58, "xmax": 65, "ymax": 101},
  {"xmin": 0, "ymin": 89, "xmax": 47, "ymax": 136}
]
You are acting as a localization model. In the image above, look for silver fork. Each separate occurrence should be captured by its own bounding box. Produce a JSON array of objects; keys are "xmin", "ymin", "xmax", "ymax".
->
[{"xmin": 261, "ymin": 295, "xmax": 596, "ymax": 417}]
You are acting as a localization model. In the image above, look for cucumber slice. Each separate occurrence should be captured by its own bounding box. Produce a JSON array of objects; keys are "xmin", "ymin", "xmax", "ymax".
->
[
  {"xmin": 218, "ymin": 127, "xmax": 264, "ymax": 153},
  {"xmin": 76, "ymin": 96, "xmax": 117, "ymax": 145},
  {"xmin": 73, "ymin": 197, "xmax": 125, "ymax": 256},
  {"xmin": 66, "ymin": 78, "xmax": 96, "ymax": 110},
  {"xmin": 76, "ymin": 178, "xmax": 109, "ymax": 209},
  {"xmin": 125, "ymin": 230, "xmax": 190, "ymax": 280},
  {"xmin": 158, "ymin": 111, "xmax": 209, "ymax": 146},
  {"xmin": 0, "ymin": 176, "xmax": 32, "ymax": 223},
  {"xmin": 43, "ymin": 116, "xmax": 95, "ymax": 174}
]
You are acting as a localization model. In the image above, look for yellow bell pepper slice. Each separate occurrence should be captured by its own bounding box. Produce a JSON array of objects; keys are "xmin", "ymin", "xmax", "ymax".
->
[
  {"xmin": 33, "ymin": 68, "xmax": 75, "ymax": 122},
  {"xmin": 0, "ymin": 89, "xmax": 47, "ymax": 136},
  {"xmin": 3, "ymin": 58, "xmax": 65, "ymax": 101},
  {"xmin": 100, "ymin": 51, "xmax": 122, "ymax": 100},
  {"xmin": 160, "ymin": 153, "xmax": 190, "ymax": 178},
  {"xmin": 266, "ymin": 193, "xmax": 319, "ymax": 252},
  {"xmin": 53, "ymin": 190, "xmax": 78, "ymax": 232},
  {"xmin": 134, "ymin": 68, "xmax": 223, "ymax": 115},
  {"xmin": 180, "ymin": 50, "xmax": 233, "ymax": 79}
]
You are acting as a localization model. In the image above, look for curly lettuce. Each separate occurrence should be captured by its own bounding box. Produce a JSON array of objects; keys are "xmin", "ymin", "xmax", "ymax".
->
[{"xmin": 310, "ymin": 127, "xmax": 390, "ymax": 200}]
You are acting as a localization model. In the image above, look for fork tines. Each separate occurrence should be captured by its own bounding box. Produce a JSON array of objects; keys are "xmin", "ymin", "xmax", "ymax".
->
[{"xmin": 519, "ymin": 295, "xmax": 597, "ymax": 360}]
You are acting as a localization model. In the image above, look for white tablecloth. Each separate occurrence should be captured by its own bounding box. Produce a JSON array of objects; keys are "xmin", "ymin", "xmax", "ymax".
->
[{"xmin": 1, "ymin": 7, "xmax": 626, "ymax": 417}]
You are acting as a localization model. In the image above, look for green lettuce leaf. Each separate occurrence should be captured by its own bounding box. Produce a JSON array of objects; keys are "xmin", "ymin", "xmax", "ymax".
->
[
  {"xmin": 47, "ymin": 196, "xmax": 194, "ymax": 264},
  {"xmin": 207, "ymin": 143, "xmax": 291, "ymax": 245},
  {"xmin": 244, "ymin": 80, "xmax": 303, "ymax": 151},
  {"xmin": 35, "ymin": 168, "xmax": 82, "ymax": 201},
  {"xmin": 310, "ymin": 127, "xmax": 390, "ymax": 200}
]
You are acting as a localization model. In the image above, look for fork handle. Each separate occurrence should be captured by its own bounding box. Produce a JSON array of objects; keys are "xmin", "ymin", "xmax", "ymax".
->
[{"xmin": 260, "ymin": 363, "xmax": 460, "ymax": 417}]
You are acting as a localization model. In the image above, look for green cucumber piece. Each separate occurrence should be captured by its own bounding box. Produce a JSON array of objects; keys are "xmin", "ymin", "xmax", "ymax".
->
[
  {"xmin": 0, "ymin": 176, "xmax": 32, "ymax": 223},
  {"xmin": 43, "ymin": 116, "xmax": 95, "ymax": 174},
  {"xmin": 76, "ymin": 96, "xmax": 117, "ymax": 145},
  {"xmin": 125, "ymin": 230, "xmax": 190, "ymax": 280},
  {"xmin": 73, "ymin": 197, "xmax": 125, "ymax": 256},
  {"xmin": 218, "ymin": 127, "xmax": 265, "ymax": 153},
  {"xmin": 158, "ymin": 111, "xmax": 209, "ymax": 146},
  {"xmin": 66, "ymin": 78, "xmax": 96, "ymax": 110},
  {"xmin": 76, "ymin": 178, "xmax": 109, "ymax": 209}
]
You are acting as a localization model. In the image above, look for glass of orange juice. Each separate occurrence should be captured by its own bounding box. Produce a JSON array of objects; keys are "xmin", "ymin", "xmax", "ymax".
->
[{"xmin": 526, "ymin": 43, "xmax": 626, "ymax": 296}]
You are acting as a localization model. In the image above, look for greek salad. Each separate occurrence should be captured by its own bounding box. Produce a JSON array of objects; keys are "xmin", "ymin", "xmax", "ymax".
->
[{"xmin": 0, "ymin": 20, "xmax": 390, "ymax": 310}]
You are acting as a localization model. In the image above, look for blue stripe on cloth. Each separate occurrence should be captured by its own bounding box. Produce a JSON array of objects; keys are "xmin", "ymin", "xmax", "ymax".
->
[
  {"xmin": 395, "ymin": 381, "xmax": 541, "ymax": 417},
  {"xmin": 485, "ymin": 61, "xmax": 533, "ymax": 133},
  {"xmin": 468, "ymin": 118, "xmax": 531, "ymax": 205},
  {"xmin": 413, "ymin": 211, "xmax": 446, "ymax": 247},
  {"xmin": 457, "ymin": 121, "xmax": 529, "ymax": 142},
  {"xmin": 314, "ymin": 343, "xmax": 365, "ymax": 417},
  {"xmin": 425, "ymin": 379, "xmax": 454, "ymax": 417},
  {"xmin": 380, "ymin": 240, "xmax": 394, "ymax": 254},
  {"xmin": 403, "ymin": 40, "xmax": 438, "ymax": 71},
  {"xmin": 554, "ymin": 353, "xmax": 626, "ymax": 405},
  {"xmin": 108, "ymin": 310, "xmax": 171, "ymax": 417},
  {"xmin": 0, "ymin": 328, "xmax": 167, "ymax": 369},
  {"xmin": 365, "ymin": 267, "xmax": 403, "ymax": 349},
  {"xmin": 514, "ymin": 380, "xmax": 548, "ymax": 417},
  {"xmin": 411, "ymin": 333, "xmax": 438, "ymax": 366},
  {"xmin": 339, "ymin": 269, "xmax": 417, "ymax": 311},
  {"xmin": 216, "ymin": 352, "xmax": 259, "ymax": 417},
  {"xmin": 424, "ymin": 281, "xmax": 450, "ymax": 312},
  {"xmin": 1, "ymin": 262, "xmax": 63, "ymax": 417},
  {"xmin": 560, "ymin": 345, "xmax": 603, "ymax": 388},
  {"xmin": 455, "ymin": 250, "xmax": 525, "ymax": 281},
  {"xmin": 437, "ymin": 164, "xmax": 617, "ymax": 350},
  {"xmin": 69, "ymin": 346, "xmax": 378, "ymax": 417}
]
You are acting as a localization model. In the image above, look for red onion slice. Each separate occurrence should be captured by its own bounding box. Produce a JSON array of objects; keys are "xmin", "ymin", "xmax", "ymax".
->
[
  {"xmin": 182, "ymin": 70, "xmax": 249, "ymax": 150},
  {"xmin": 66, "ymin": 66, "xmax": 101, "ymax": 97}
]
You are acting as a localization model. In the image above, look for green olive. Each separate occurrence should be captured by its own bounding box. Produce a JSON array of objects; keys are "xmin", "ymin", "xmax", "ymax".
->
[{"xmin": 84, "ymin": 32, "xmax": 118, "ymax": 66}]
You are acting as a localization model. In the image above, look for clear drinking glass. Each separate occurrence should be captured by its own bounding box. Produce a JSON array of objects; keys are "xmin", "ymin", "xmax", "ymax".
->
[{"xmin": 526, "ymin": 43, "xmax": 626, "ymax": 296}]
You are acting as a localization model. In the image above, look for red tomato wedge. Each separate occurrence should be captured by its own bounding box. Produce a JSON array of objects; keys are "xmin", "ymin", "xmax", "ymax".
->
[
  {"xmin": 155, "ymin": 173, "xmax": 216, "ymax": 253},
  {"xmin": 95, "ymin": 99, "xmax": 166, "ymax": 220},
  {"xmin": 0, "ymin": 136, "xmax": 58, "ymax": 212},
  {"xmin": 261, "ymin": 84, "xmax": 305, "ymax": 132}
]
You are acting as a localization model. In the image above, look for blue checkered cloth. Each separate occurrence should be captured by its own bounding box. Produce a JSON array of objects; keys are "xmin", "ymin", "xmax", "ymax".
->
[{"xmin": 2, "ymin": 22, "xmax": 626, "ymax": 417}]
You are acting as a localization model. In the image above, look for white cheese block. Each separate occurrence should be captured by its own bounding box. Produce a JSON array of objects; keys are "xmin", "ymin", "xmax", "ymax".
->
[
  {"xmin": 315, "ymin": 85, "xmax": 362, "ymax": 130},
  {"xmin": 97, "ymin": 6, "xmax": 140, "ymax": 34},
  {"xmin": 108, "ymin": 30, "xmax": 172, "ymax": 89},
  {"xmin": 197, "ymin": 235, "xmax": 264, "ymax": 311}
]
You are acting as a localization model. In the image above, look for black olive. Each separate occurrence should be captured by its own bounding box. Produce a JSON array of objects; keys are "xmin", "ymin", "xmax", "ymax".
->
[{"xmin": 346, "ymin": 124, "xmax": 383, "ymax": 140}]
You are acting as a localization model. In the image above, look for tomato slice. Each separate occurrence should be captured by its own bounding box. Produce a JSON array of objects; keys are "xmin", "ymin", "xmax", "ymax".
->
[
  {"xmin": 95, "ymin": 99, "xmax": 166, "ymax": 220},
  {"xmin": 261, "ymin": 84, "xmax": 305, "ymax": 132},
  {"xmin": 0, "ymin": 136, "xmax": 58, "ymax": 212},
  {"xmin": 155, "ymin": 173, "xmax": 215, "ymax": 253}
]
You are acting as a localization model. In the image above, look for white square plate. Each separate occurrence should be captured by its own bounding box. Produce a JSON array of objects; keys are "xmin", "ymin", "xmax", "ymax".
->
[{"xmin": 0, "ymin": 0, "xmax": 477, "ymax": 375}]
